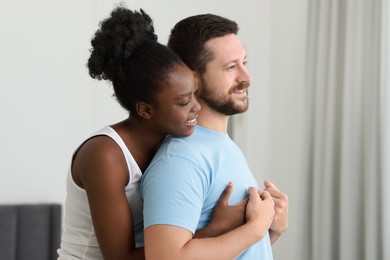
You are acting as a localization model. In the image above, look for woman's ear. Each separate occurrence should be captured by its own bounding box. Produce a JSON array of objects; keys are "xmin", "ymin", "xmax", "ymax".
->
[{"xmin": 136, "ymin": 102, "xmax": 154, "ymax": 119}]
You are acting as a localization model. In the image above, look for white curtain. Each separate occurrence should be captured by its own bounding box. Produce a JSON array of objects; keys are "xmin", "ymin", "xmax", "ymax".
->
[
  {"xmin": 302, "ymin": 0, "xmax": 389, "ymax": 259},
  {"xmin": 382, "ymin": 2, "xmax": 390, "ymax": 259}
]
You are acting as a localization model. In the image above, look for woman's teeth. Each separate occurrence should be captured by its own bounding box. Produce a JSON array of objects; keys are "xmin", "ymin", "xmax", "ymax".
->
[{"xmin": 185, "ymin": 118, "xmax": 197, "ymax": 124}]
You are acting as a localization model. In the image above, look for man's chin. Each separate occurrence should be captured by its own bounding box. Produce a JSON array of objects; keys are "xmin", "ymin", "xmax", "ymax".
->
[
  {"xmin": 234, "ymin": 100, "xmax": 249, "ymax": 113},
  {"xmin": 223, "ymin": 105, "xmax": 249, "ymax": 116}
]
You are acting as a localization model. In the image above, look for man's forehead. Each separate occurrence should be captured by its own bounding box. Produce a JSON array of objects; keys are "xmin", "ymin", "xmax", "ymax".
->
[{"xmin": 205, "ymin": 35, "xmax": 246, "ymax": 62}]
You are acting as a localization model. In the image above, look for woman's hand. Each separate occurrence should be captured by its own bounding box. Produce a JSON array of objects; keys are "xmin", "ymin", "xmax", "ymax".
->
[{"xmin": 194, "ymin": 182, "xmax": 247, "ymax": 238}]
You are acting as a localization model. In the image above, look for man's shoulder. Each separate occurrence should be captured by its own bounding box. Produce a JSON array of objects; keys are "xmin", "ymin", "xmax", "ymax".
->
[
  {"xmin": 160, "ymin": 129, "xmax": 208, "ymax": 151},
  {"xmin": 153, "ymin": 135, "xmax": 203, "ymax": 163}
]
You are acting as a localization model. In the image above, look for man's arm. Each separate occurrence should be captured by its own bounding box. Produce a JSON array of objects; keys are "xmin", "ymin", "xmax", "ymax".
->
[
  {"xmin": 264, "ymin": 180, "xmax": 289, "ymax": 244},
  {"xmin": 144, "ymin": 188, "xmax": 275, "ymax": 260}
]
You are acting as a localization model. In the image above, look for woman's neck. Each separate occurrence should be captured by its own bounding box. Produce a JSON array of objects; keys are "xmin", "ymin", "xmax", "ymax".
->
[{"xmin": 111, "ymin": 119, "xmax": 166, "ymax": 172}]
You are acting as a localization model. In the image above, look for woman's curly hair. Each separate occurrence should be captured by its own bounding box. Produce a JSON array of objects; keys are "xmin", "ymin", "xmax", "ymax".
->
[{"xmin": 87, "ymin": 6, "xmax": 183, "ymax": 118}]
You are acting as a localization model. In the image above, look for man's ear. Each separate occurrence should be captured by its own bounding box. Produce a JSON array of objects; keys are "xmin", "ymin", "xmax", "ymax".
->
[
  {"xmin": 193, "ymin": 71, "xmax": 201, "ymax": 93},
  {"xmin": 136, "ymin": 102, "xmax": 154, "ymax": 119}
]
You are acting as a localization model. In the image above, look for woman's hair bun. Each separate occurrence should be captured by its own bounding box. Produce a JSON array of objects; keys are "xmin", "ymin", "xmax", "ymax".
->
[{"xmin": 87, "ymin": 6, "xmax": 158, "ymax": 81}]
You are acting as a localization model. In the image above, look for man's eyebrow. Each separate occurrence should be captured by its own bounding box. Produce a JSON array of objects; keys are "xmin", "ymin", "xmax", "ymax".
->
[{"xmin": 225, "ymin": 55, "xmax": 248, "ymax": 65}]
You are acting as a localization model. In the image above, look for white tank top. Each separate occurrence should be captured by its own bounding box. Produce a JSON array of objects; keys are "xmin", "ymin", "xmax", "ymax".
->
[{"xmin": 58, "ymin": 126, "xmax": 143, "ymax": 259}]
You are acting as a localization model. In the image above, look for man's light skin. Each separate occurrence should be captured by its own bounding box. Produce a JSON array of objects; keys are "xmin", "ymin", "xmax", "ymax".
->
[
  {"xmin": 264, "ymin": 180, "xmax": 289, "ymax": 243},
  {"xmin": 196, "ymin": 34, "xmax": 289, "ymax": 244},
  {"xmin": 144, "ymin": 34, "xmax": 288, "ymax": 259},
  {"xmin": 195, "ymin": 35, "xmax": 251, "ymax": 132}
]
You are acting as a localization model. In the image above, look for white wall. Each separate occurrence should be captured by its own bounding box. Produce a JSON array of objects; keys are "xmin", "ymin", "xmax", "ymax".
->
[
  {"xmin": 0, "ymin": 0, "xmax": 308, "ymax": 259},
  {"xmin": 232, "ymin": 2, "xmax": 308, "ymax": 259}
]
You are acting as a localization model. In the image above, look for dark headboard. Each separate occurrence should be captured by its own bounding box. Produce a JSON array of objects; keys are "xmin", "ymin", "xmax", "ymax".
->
[{"xmin": 0, "ymin": 204, "xmax": 62, "ymax": 260}]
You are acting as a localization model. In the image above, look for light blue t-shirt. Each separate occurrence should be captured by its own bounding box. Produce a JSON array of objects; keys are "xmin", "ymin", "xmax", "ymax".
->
[{"xmin": 141, "ymin": 126, "xmax": 273, "ymax": 259}]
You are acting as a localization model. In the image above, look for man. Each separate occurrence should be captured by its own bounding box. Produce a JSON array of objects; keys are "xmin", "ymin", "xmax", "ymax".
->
[{"xmin": 141, "ymin": 14, "xmax": 288, "ymax": 259}]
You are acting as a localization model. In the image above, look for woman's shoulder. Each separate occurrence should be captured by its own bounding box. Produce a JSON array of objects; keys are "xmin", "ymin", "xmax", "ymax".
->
[{"xmin": 72, "ymin": 134, "xmax": 130, "ymax": 188}]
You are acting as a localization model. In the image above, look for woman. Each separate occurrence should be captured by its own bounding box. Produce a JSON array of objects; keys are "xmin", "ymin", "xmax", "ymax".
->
[{"xmin": 57, "ymin": 6, "xmax": 246, "ymax": 260}]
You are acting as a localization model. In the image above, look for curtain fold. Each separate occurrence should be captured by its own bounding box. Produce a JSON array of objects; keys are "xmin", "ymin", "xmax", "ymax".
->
[
  {"xmin": 381, "ymin": 2, "xmax": 390, "ymax": 259},
  {"xmin": 304, "ymin": 0, "xmax": 387, "ymax": 259}
]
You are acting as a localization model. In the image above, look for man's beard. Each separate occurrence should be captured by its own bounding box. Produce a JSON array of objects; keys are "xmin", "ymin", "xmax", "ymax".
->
[{"xmin": 198, "ymin": 79, "xmax": 250, "ymax": 116}]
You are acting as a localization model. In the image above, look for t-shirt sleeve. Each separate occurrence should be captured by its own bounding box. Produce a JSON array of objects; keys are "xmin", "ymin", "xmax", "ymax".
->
[{"xmin": 141, "ymin": 155, "xmax": 208, "ymax": 233}]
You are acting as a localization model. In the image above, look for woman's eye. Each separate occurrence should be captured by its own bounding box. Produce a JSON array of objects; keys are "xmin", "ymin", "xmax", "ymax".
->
[{"xmin": 179, "ymin": 101, "xmax": 190, "ymax": 106}]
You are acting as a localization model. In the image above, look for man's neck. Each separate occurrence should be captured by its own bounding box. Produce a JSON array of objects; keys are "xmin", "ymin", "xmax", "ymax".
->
[{"xmin": 196, "ymin": 106, "xmax": 229, "ymax": 133}]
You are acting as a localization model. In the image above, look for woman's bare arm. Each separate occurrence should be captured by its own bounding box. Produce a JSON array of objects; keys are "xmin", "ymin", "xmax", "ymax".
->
[{"xmin": 74, "ymin": 136, "xmax": 144, "ymax": 260}]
